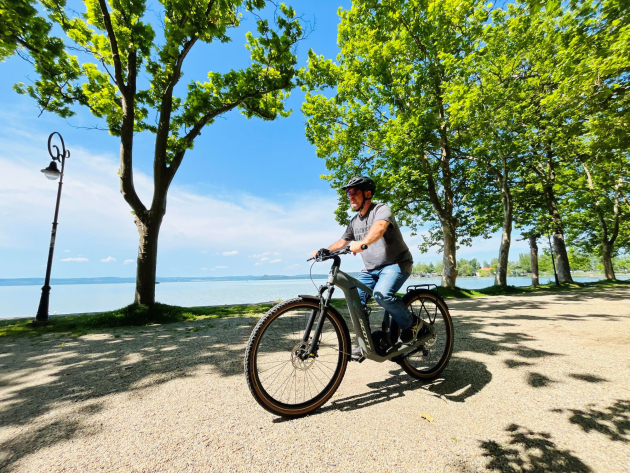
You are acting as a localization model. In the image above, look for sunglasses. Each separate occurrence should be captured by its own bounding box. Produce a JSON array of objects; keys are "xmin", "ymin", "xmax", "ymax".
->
[{"xmin": 346, "ymin": 188, "xmax": 362, "ymax": 196}]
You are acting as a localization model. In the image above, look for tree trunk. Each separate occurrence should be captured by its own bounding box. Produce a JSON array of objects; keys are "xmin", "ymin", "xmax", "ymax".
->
[
  {"xmin": 134, "ymin": 216, "xmax": 162, "ymax": 305},
  {"xmin": 602, "ymin": 240, "xmax": 616, "ymax": 280},
  {"xmin": 442, "ymin": 222, "xmax": 458, "ymax": 288},
  {"xmin": 543, "ymin": 184, "xmax": 573, "ymax": 283},
  {"xmin": 495, "ymin": 174, "xmax": 513, "ymax": 286},
  {"xmin": 529, "ymin": 235, "xmax": 539, "ymax": 286},
  {"xmin": 582, "ymin": 164, "xmax": 622, "ymax": 282},
  {"xmin": 552, "ymin": 233, "xmax": 573, "ymax": 283}
]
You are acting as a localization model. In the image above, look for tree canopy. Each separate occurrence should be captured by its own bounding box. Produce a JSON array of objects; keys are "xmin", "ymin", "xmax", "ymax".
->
[
  {"xmin": 301, "ymin": 0, "xmax": 629, "ymax": 287},
  {"xmin": 1, "ymin": 0, "xmax": 303, "ymax": 304}
]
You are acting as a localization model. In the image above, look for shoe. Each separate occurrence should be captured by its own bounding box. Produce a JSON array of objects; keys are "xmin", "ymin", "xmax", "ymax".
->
[
  {"xmin": 400, "ymin": 316, "xmax": 420, "ymax": 344},
  {"xmin": 350, "ymin": 346, "xmax": 365, "ymax": 363}
]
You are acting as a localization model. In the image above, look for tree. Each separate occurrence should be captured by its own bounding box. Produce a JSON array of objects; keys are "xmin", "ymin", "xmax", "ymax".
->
[
  {"xmin": 518, "ymin": 253, "xmax": 532, "ymax": 273},
  {"xmin": 3, "ymin": 0, "xmax": 302, "ymax": 304},
  {"xmin": 300, "ymin": 0, "xmax": 490, "ymax": 288},
  {"xmin": 527, "ymin": 234, "xmax": 540, "ymax": 285},
  {"xmin": 567, "ymin": 247, "xmax": 594, "ymax": 272},
  {"xmin": 446, "ymin": 3, "xmax": 535, "ymax": 287},
  {"xmin": 538, "ymin": 249, "xmax": 554, "ymax": 273},
  {"xmin": 563, "ymin": 156, "xmax": 630, "ymax": 278},
  {"xmin": 553, "ymin": 0, "xmax": 630, "ymax": 279},
  {"xmin": 457, "ymin": 258, "xmax": 473, "ymax": 277}
]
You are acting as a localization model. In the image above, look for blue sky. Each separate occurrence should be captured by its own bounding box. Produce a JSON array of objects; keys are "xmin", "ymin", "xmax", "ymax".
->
[{"xmin": 0, "ymin": 0, "xmax": 530, "ymax": 279}]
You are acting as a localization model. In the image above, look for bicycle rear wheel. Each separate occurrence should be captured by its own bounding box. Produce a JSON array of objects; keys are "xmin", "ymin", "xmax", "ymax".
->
[
  {"xmin": 244, "ymin": 297, "xmax": 349, "ymax": 417},
  {"xmin": 399, "ymin": 290, "xmax": 454, "ymax": 379}
]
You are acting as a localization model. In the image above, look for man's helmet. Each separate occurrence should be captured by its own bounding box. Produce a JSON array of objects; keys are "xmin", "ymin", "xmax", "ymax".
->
[{"xmin": 341, "ymin": 176, "xmax": 376, "ymax": 195}]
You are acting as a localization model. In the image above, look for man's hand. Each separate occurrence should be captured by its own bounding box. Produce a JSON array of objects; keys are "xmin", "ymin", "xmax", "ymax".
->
[
  {"xmin": 310, "ymin": 250, "xmax": 319, "ymax": 259},
  {"xmin": 350, "ymin": 241, "xmax": 366, "ymax": 254}
]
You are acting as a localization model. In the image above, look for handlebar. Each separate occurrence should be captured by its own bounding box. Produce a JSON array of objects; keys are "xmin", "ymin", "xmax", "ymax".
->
[{"xmin": 307, "ymin": 245, "xmax": 368, "ymax": 262}]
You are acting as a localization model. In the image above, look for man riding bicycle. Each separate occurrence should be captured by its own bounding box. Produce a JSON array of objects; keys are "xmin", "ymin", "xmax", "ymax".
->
[{"xmin": 311, "ymin": 176, "xmax": 420, "ymax": 347}]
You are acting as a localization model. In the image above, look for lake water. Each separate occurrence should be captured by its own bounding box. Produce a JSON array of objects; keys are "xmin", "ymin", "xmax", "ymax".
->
[{"xmin": 1, "ymin": 275, "xmax": 626, "ymax": 320}]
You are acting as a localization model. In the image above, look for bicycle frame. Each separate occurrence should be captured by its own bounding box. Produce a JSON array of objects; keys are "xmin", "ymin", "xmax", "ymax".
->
[{"xmin": 303, "ymin": 254, "xmax": 436, "ymax": 363}]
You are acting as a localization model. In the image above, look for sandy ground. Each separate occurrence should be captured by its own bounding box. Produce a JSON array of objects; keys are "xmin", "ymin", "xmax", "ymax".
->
[{"xmin": 1, "ymin": 286, "xmax": 629, "ymax": 472}]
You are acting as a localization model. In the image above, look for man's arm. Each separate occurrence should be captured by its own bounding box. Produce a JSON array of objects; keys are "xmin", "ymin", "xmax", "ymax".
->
[
  {"xmin": 311, "ymin": 239, "xmax": 350, "ymax": 259},
  {"xmin": 349, "ymin": 220, "xmax": 389, "ymax": 253}
]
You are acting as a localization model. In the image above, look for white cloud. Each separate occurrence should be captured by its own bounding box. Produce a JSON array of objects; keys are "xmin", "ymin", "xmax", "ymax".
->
[
  {"xmin": 60, "ymin": 257, "xmax": 88, "ymax": 262},
  {"xmin": 100, "ymin": 256, "xmax": 116, "ymax": 262},
  {"xmin": 2, "ymin": 126, "xmax": 465, "ymax": 277},
  {"xmin": 270, "ymin": 259, "xmax": 282, "ymax": 263},
  {"xmin": 222, "ymin": 250, "xmax": 238, "ymax": 256}
]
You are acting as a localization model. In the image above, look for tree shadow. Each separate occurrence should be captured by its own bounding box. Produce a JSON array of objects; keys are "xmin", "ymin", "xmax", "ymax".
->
[
  {"xmin": 526, "ymin": 372, "xmax": 556, "ymax": 388},
  {"xmin": 319, "ymin": 356, "xmax": 492, "ymax": 414},
  {"xmin": 0, "ymin": 403, "xmax": 103, "ymax": 469},
  {"xmin": 568, "ymin": 373, "xmax": 608, "ymax": 383},
  {"xmin": 551, "ymin": 399, "xmax": 630, "ymax": 443},
  {"xmin": 0, "ymin": 316, "xmax": 258, "ymax": 470},
  {"xmin": 480, "ymin": 424, "xmax": 592, "ymax": 472}
]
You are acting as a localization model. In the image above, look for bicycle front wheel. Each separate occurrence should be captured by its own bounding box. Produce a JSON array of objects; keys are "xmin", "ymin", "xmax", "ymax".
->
[
  {"xmin": 244, "ymin": 298, "xmax": 349, "ymax": 417},
  {"xmin": 399, "ymin": 290, "xmax": 454, "ymax": 380}
]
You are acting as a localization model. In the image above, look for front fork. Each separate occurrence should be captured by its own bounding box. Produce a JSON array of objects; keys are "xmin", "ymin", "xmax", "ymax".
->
[{"xmin": 299, "ymin": 284, "xmax": 335, "ymax": 360}]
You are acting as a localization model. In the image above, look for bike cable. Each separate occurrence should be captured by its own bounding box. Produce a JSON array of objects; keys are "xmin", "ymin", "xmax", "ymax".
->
[{"xmin": 309, "ymin": 259, "xmax": 319, "ymax": 293}]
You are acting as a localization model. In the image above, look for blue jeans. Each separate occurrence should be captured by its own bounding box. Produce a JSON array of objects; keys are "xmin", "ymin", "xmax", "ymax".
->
[{"xmin": 356, "ymin": 264, "xmax": 413, "ymax": 330}]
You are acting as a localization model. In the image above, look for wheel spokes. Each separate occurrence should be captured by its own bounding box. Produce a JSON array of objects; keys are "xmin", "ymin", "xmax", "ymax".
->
[{"xmin": 255, "ymin": 307, "xmax": 342, "ymax": 406}]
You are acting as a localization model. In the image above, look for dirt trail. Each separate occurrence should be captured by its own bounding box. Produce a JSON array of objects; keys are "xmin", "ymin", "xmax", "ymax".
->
[{"xmin": 1, "ymin": 286, "xmax": 629, "ymax": 472}]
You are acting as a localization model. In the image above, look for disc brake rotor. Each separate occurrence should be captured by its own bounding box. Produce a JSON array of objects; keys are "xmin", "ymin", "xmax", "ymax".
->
[{"xmin": 291, "ymin": 342, "xmax": 316, "ymax": 370}]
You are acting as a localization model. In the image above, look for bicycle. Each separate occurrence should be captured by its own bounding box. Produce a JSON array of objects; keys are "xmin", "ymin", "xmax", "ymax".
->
[{"xmin": 244, "ymin": 246, "xmax": 454, "ymax": 417}]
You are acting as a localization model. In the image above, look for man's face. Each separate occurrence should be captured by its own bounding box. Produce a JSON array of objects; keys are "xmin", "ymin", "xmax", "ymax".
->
[{"xmin": 347, "ymin": 187, "xmax": 370, "ymax": 210}]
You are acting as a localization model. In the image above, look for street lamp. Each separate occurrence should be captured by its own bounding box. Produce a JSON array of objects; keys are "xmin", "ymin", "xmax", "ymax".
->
[
  {"xmin": 548, "ymin": 233, "xmax": 560, "ymax": 287},
  {"xmin": 34, "ymin": 132, "xmax": 70, "ymax": 324}
]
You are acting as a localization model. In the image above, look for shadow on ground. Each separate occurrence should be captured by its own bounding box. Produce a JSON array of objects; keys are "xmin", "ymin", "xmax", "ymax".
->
[
  {"xmin": 480, "ymin": 424, "xmax": 593, "ymax": 472},
  {"xmin": 552, "ymin": 399, "xmax": 630, "ymax": 443},
  {"xmin": 0, "ymin": 316, "xmax": 257, "ymax": 470},
  {"xmin": 1, "ymin": 286, "xmax": 628, "ymax": 469},
  {"xmin": 322, "ymin": 356, "xmax": 492, "ymax": 413}
]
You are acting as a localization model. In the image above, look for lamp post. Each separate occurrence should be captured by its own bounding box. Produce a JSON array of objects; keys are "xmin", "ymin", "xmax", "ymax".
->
[
  {"xmin": 548, "ymin": 233, "xmax": 560, "ymax": 287},
  {"xmin": 34, "ymin": 132, "xmax": 70, "ymax": 324}
]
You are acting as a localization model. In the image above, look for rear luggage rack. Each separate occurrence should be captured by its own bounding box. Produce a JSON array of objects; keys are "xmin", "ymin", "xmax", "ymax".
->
[
  {"xmin": 406, "ymin": 284, "xmax": 439, "ymax": 324},
  {"xmin": 406, "ymin": 283, "xmax": 439, "ymax": 295}
]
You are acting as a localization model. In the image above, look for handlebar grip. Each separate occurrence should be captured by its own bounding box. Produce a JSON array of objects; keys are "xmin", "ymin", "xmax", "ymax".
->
[{"xmin": 361, "ymin": 244, "xmax": 368, "ymax": 250}]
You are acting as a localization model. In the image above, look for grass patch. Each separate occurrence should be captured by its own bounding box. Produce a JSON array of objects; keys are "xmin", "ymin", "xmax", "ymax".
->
[
  {"xmin": 432, "ymin": 278, "xmax": 630, "ymax": 299},
  {"xmin": 2, "ymin": 279, "xmax": 627, "ymax": 338},
  {"xmin": 0, "ymin": 302, "xmax": 274, "ymax": 339}
]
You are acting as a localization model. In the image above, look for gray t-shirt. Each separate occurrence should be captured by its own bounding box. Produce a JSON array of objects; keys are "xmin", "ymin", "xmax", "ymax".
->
[{"xmin": 341, "ymin": 203, "xmax": 413, "ymax": 273}]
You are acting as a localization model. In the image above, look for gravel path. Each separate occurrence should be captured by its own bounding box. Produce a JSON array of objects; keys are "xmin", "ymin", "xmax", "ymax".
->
[{"xmin": 1, "ymin": 286, "xmax": 629, "ymax": 472}]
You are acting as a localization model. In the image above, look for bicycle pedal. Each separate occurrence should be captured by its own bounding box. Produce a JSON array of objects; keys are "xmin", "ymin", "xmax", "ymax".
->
[{"xmin": 350, "ymin": 347, "xmax": 366, "ymax": 363}]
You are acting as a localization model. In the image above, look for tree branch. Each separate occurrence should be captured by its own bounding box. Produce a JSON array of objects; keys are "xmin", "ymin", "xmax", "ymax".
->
[{"xmin": 97, "ymin": 0, "xmax": 127, "ymax": 95}]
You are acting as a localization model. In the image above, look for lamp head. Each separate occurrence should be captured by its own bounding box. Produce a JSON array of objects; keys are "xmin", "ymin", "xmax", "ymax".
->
[{"xmin": 41, "ymin": 161, "xmax": 61, "ymax": 180}]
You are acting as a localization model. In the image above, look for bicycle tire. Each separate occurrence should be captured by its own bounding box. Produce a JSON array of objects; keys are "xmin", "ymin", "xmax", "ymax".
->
[
  {"xmin": 244, "ymin": 297, "xmax": 349, "ymax": 417},
  {"xmin": 398, "ymin": 290, "xmax": 454, "ymax": 379}
]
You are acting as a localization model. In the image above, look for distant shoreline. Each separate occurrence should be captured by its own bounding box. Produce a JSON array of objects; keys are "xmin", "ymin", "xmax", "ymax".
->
[
  {"xmin": 0, "ymin": 275, "xmax": 335, "ymax": 287},
  {"xmin": 0, "ymin": 272, "xmax": 621, "ymax": 287}
]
